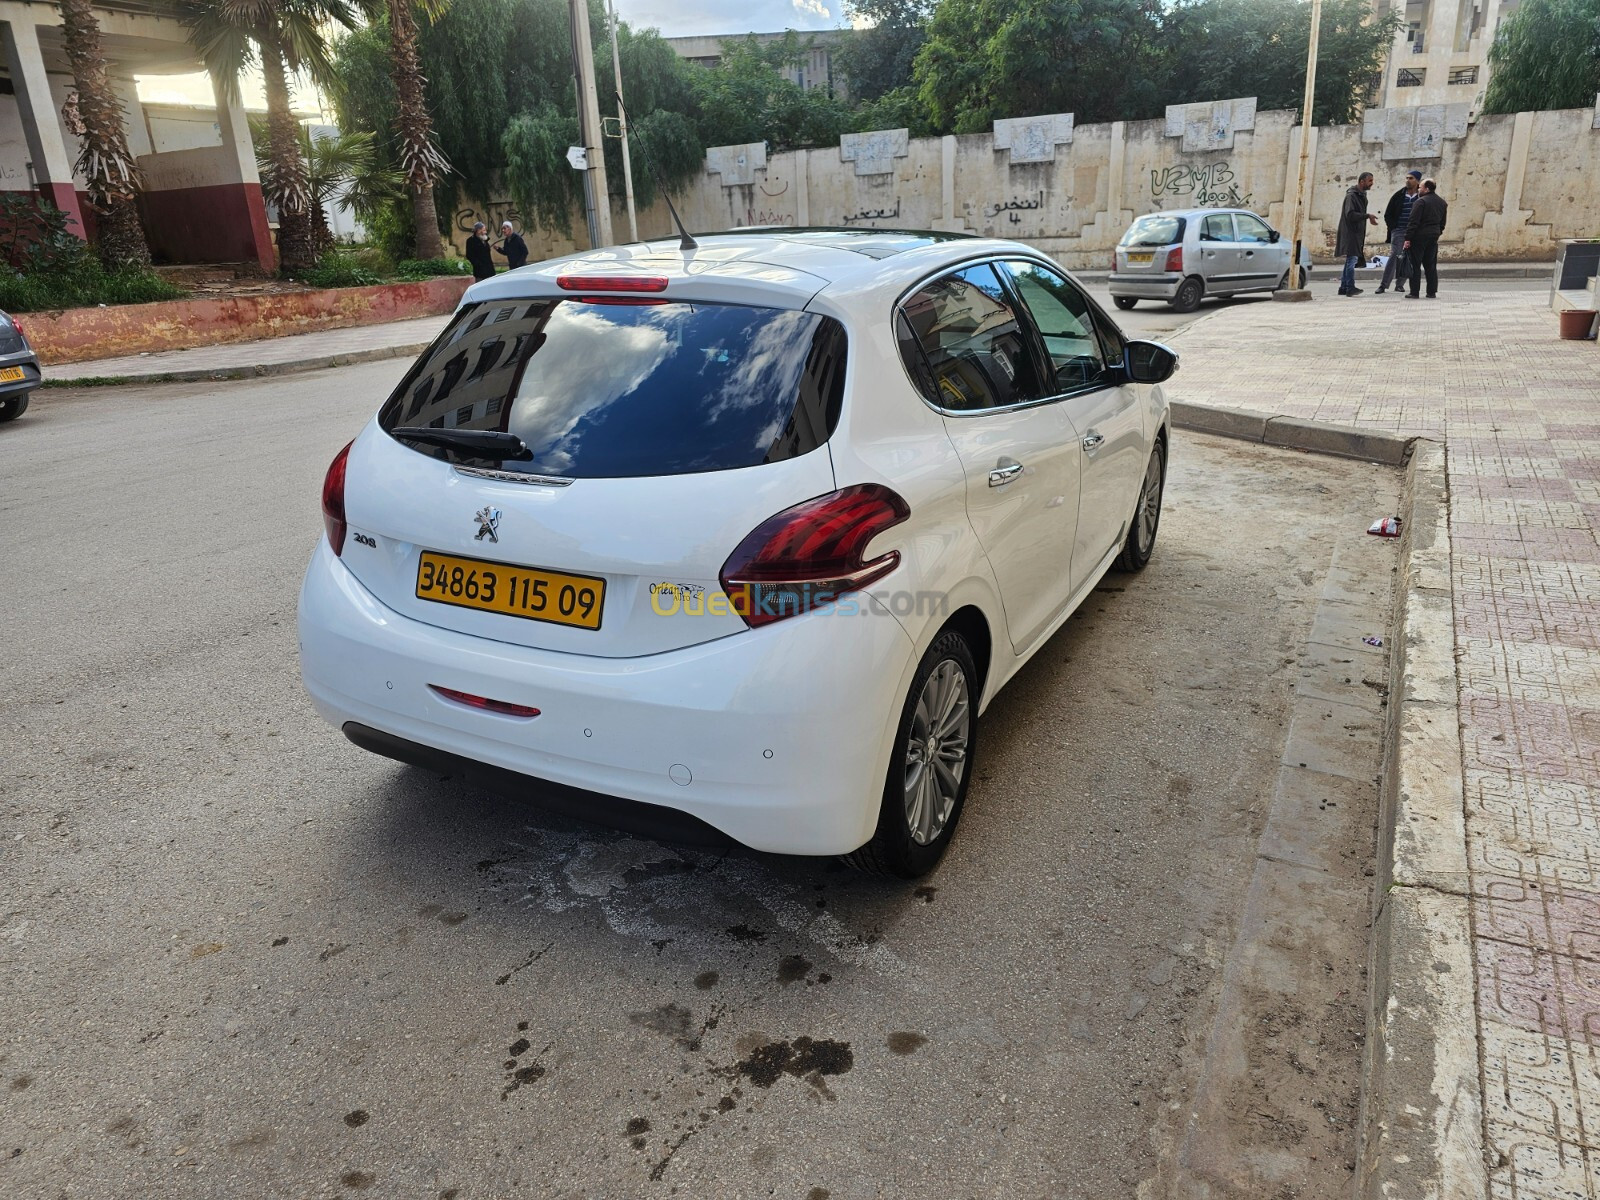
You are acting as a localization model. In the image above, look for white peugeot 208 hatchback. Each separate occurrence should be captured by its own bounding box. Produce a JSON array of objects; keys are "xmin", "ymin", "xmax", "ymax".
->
[{"xmin": 298, "ymin": 229, "xmax": 1176, "ymax": 878}]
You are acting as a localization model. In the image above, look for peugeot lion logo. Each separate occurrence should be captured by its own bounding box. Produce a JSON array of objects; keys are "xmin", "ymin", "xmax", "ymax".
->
[{"xmin": 474, "ymin": 506, "xmax": 501, "ymax": 543}]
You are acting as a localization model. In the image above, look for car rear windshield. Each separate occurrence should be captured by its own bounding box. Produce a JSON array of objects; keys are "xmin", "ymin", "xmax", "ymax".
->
[
  {"xmin": 1121, "ymin": 215, "xmax": 1185, "ymax": 247},
  {"xmin": 378, "ymin": 298, "xmax": 848, "ymax": 478}
]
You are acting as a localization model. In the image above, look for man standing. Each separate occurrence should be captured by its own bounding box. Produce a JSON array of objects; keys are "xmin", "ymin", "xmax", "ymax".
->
[
  {"xmin": 1403, "ymin": 178, "xmax": 1448, "ymax": 299},
  {"xmin": 495, "ymin": 220, "xmax": 529, "ymax": 271},
  {"xmin": 1376, "ymin": 170, "xmax": 1423, "ymax": 294},
  {"xmin": 464, "ymin": 221, "xmax": 495, "ymax": 281},
  {"xmin": 1337, "ymin": 171, "xmax": 1380, "ymax": 296}
]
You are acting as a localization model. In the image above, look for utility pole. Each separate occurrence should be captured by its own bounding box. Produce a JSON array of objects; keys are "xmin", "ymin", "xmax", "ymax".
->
[
  {"xmin": 607, "ymin": 0, "xmax": 638, "ymax": 243},
  {"xmin": 1278, "ymin": 0, "xmax": 1322, "ymax": 301},
  {"xmin": 568, "ymin": 0, "xmax": 612, "ymax": 248}
]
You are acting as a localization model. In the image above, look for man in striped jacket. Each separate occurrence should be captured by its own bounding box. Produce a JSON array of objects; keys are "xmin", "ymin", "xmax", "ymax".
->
[{"xmin": 1376, "ymin": 170, "xmax": 1423, "ymax": 294}]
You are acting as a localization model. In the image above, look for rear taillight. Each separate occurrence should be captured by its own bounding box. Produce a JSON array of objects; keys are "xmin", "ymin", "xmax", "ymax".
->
[
  {"xmin": 428, "ymin": 685, "xmax": 541, "ymax": 719},
  {"xmin": 322, "ymin": 440, "xmax": 353, "ymax": 556},
  {"xmin": 719, "ymin": 484, "xmax": 910, "ymax": 629},
  {"xmin": 1164, "ymin": 247, "xmax": 1183, "ymax": 272},
  {"xmin": 10, "ymin": 316, "xmax": 25, "ymax": 342},
  {"xmin": 1110, "ymin": 252, "xmax": 1117, "ymax": 273}
]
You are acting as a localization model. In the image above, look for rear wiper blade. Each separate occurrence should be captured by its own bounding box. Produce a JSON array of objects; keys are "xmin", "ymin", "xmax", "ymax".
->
[{"xmin": 391, "ymin": 426, "xmax": 533, "ymax": 461}]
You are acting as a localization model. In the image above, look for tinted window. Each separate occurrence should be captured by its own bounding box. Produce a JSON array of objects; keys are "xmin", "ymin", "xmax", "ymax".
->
[
  {"xmin": 898, "ymin": 264, "xmax": 1044, "ymax": 411},
  {"xmin": 1002, "ymin": 261, "xmax": 1106, "ymax": 392},
  {"xmin": 1234, "ymin": 213, "xmax": 1274, "ymax": 243},
  {"xmin": 380, "ymin": 299, "xmax": 846, "ymax": 478},
  {"xmin": 1201, "ymin": 213, "xmax": 1235, "ymax": 241},
  {"xmin": 1121, "ymin": 215, "xmax": 1184, "ymax": 247}
]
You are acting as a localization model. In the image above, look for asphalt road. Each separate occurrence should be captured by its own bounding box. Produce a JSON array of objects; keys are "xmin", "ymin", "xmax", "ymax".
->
[{"xmin": 2, "ymin": 362, "xmax": 1400, "ymax": 1198}]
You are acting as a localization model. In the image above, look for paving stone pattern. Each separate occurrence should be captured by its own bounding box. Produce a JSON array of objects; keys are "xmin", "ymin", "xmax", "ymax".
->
[{"xmin": 1168, "ymin": 288, "xmax": 1600, "ymax": 1198}]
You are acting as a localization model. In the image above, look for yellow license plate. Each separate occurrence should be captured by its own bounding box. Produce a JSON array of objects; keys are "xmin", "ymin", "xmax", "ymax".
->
[
  {"xmin": 0, "ymin": 366, "xmax": 25, "ymax": 382},
  {"xmin": 1126, "ymin": 252, "xmax": 1154, "ymax": 264},
  {"xmin": 416, "ymin": 551, "xmax": 604, "ymax": 630}
]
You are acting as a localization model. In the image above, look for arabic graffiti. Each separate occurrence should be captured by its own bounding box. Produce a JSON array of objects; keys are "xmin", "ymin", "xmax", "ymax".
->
[
  {"xmin": 1149, "ymin": 161, "xmax": 1253, "ymax": 207},
  {"xmin": 841, "ymin": 198, "xmax": 901, "ymax": 224},
  {"xmin": 982, "ymin": 191, "xmax": 1045, "ymax": 224}
]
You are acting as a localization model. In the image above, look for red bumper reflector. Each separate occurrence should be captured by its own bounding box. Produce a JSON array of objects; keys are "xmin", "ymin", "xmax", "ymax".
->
[{"xmin": 428, "ymin": 685, "xmax": 541, "ymax": 719}]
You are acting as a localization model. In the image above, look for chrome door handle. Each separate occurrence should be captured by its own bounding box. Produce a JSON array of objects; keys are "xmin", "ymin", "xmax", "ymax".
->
[
  {"xmin": 1082, "ymin": 433, "xmax": 1105, "ymax": 451},
  {"xmin": 988, "ymin": 458, "xmax": 1024, "ymax": 487}
]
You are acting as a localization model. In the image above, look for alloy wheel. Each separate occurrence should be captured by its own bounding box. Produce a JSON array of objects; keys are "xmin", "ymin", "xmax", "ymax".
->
[{"xmin": 903, "ymin": 659, "xmax": 971, "ymax": 845}]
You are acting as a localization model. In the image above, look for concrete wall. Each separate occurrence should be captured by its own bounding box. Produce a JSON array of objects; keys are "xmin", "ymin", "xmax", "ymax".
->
[
  {"xmin": 454, "ymin": 100, "xmax": 1599, "ymax": 270},
  {"xmin": 29, "ymin": 274, "xmax": 470, "ymax": 365}
]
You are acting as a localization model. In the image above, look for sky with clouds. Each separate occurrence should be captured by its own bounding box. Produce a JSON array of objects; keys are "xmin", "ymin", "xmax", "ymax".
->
[{"xmin": 610, "ymin": 0, "xmax": 850, "ymax": 38}]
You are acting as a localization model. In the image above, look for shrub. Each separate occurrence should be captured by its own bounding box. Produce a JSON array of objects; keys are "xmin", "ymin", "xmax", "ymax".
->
[
  {"xmin": 0, "ymin": 219, "xmax": 187, "ymax": 312},
  {"xmin": 306, "ymin": 249, "xmax": 386, "ymax": 289},
  {"xmin": 395, "ymin": 257, "xmax": 471, "ymax": 280}
]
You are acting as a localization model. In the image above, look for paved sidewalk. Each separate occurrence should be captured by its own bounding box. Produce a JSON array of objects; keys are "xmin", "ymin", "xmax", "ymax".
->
[
  {"xmin": 46, "ymin": 313, "xmax": 450, "ymax": 385},
  {"xmin": 1168, "ymin": 287, "xmax": 1600, "ymax": 1199}
]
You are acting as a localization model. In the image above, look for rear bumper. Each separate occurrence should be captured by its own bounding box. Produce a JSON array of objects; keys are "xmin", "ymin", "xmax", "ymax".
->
[
  {"xmin": 1108, "ymin": 274, "xmax": 1181, "ymax": 300},
  {"xmin": 0, "ymin": 351, "xmax": 41, "ymax": 396},
  {"xmin": 297, "ymin": 540, "xmax": 917, "ymax": 855}
]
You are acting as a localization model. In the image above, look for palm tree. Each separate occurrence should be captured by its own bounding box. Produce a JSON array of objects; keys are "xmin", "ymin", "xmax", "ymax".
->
[
  {"xmin": 361, "ymin": 0, "xmax": 451, "ymax": 260},
  {"xmin": 252, "ymin": 120, "xmax": 405, "ymax": 251},
  {"xmin": 57, "ymin": 0, "xmax": 151, "ymax": 268},
  {"xmin": 180, "ymin": 0, "xmax": 356, "ymax": 275}
]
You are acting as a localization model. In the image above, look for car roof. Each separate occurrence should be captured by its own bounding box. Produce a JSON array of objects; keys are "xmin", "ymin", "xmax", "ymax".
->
[
  {"xmin": 461, "ymin": 229, "xmax": 1065, "ymax": 310},
  {"xmin": 1130, "ymin": 208, "xmax": 1264, "ymax": 220}
]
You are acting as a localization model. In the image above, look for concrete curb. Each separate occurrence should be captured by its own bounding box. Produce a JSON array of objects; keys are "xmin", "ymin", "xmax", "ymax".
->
[
  {"xmin": 43, "ymin": 341, "xmax": 433, "ymax": 389},
  {"xmin": 1170, "ymin": 400, "xmax": 1416, "ymax": 465},
  {"xmin": 1358, "ymin": 438, "xmax": 1484, "ymax": 1200},
  {"xmin": 1169, "ymin": 411, "xmax": 1485, "ymax": 1198}
]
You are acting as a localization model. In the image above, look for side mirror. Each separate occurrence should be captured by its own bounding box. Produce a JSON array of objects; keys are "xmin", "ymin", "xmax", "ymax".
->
[
  {"xmin": 1126, "ymin": 340, "xmax": 1178, "ymax": 384},
  {"xmin": 1268, "ymin": 229, "xmax": 1282, "ymax": 244}
]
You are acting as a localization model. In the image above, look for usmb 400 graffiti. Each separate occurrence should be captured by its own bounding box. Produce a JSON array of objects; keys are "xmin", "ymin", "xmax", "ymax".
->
[{"xmin": 1149, "ymin": 161, "xmax": 1254, "ymax": 207}]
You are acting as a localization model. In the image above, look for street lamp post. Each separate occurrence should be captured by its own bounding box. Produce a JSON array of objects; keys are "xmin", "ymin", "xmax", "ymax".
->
[
  {"xmin": 607, "ymin": 0, "xmax": 638, "ymax": 243},
  {"xmin": 1279, "ymin": 0, "xmax": 1323, "ymax": 301}
]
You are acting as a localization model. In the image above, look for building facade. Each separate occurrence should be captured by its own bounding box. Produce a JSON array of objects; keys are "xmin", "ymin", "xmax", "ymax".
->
[
  {"xmin": 1379, "ymin": 0, "xmax": 1518, "ymax": 110},
  {"xmin": 0, "ymin": 0, "xmax": 273, "ymax": 269},
  {"xmin": 664, "ymin": 30, "xmax": 851, "ymax": 101}
]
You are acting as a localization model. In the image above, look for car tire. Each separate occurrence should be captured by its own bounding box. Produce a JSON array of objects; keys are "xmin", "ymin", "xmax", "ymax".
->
[
  {"xmin": 1113, "ymin": 296, "xmax": 1138, "ymax": 311},
  {"xmin": 1169, "ymin": 276, "xmax": 1204, "ymax": 313},
  {"xmin": 0, "ymin": 392, "xmax": 29, "ymax": 422},
  {"xmin": 846, "ymin": 629, "xmax": 978, "ymax": 880},
  {"xmin": 1114, "ymin": 439, "xmax": 1166, "ymax": 572}
]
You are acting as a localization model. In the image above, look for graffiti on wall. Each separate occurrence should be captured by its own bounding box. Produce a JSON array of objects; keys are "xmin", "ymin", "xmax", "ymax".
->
[
  {"xmin": 842, "ymin": 198, "xmax": 901, "ymax": 224},
  {"xmin": 1149, "ymin": 161, "xmax": 1253, "ymax": 207},
  {"xmin": 742, "ymin": 209, "xmax": 795, "ymax": 227},
  {"xmin": 455, "ymin": 202, "xmax": 522, "ymax": 233}
]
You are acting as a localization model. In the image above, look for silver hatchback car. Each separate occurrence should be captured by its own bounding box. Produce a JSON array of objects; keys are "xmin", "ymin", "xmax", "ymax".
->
[{"xmin": 1109, "ymin": 208, "xmax": 1310, "ymax": 313}]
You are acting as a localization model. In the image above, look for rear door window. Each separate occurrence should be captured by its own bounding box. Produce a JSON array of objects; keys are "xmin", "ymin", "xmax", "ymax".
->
[
  {"xmin": 1201, "ymin": 213, "xmax": 1236, "ymax": 242},
  {"xmin": 380, "ymin": 298, "xmax": 847, "ymax": 478},
  {"xmin": 897, "ymin": 263, "xmax": 1045, "ymax": 411}
]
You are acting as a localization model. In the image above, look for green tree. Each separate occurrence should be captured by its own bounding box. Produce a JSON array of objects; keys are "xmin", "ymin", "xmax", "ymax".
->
[
  {"xmin": 1161, "ymin": 0, "xmax": 1401, "ymax": 125},
  {"xmin": 1482, "ymin": 0, "xmax": 1600, "ymax": 114},
  {"xmin": 689, "ymin": 36, "xmax": 850, "ymax": 150},
  {"xmin": 835, "ymin": 0, "xmax": 933, "ymax": 102},
  {"xmin": 915, "ymin": 0, "xmax": 1167, "ymax": 133}
]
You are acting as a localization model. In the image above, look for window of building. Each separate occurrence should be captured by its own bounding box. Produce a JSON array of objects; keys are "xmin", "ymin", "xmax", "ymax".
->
[
  {"xmin": 1397, "ymin": 68, "xmax": 1425, "ymax": 87},
  {"xmin": 1448, "ymin": 66, "xmax": 1479, "ymax": 85}
]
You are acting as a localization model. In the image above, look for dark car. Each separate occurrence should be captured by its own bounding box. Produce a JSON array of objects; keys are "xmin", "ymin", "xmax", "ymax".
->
[{"xmin": 0, "ymin": 309, "xmax": 40, "ymax": 421}]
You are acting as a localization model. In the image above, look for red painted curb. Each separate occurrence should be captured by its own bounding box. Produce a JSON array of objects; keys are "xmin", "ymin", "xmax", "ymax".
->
[{"xmin": 28, "ymin": 276, "xmax": 471, "ymax": 366}]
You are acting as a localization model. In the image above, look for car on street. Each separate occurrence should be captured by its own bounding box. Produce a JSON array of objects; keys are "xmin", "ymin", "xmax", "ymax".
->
[
  {"xmin": 0, "ymin": 309, "xmax": 41, "ymax": 421},
  {"xmin": 298, "ymin": 229, "xmax": 1176, "ymax": 877},
  {"xmin": 1109, "ymin": 208, "xmax": 1311, "ymax": 313}
]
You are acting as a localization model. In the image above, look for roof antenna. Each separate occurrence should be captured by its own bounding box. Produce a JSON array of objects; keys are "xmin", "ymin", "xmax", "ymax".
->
[{"xmin": 615, "ymin": 92, "xmax": 697, "ymax": 250}]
